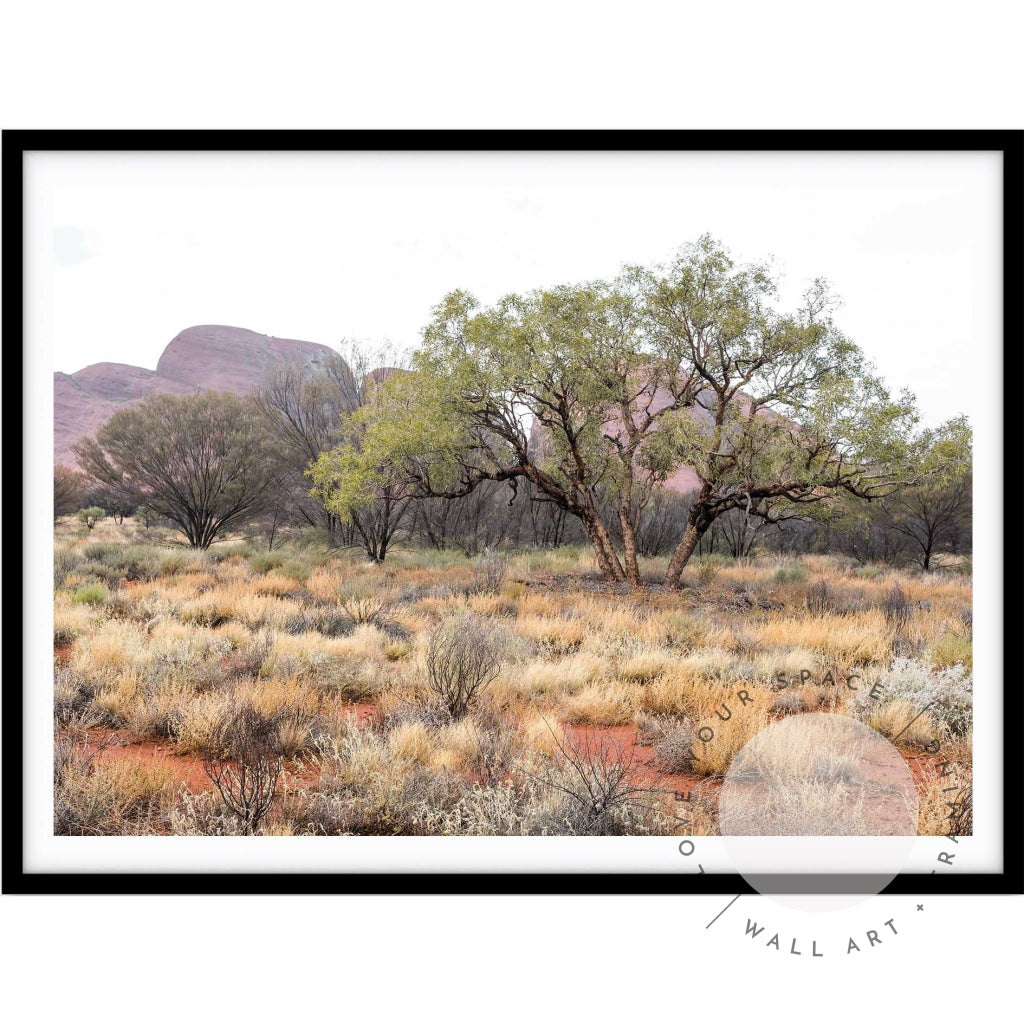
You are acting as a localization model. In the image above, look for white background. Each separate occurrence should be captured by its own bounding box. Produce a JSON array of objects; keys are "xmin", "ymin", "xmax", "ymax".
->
[
  {"xmin": 2, "ymin": 2, "xmax": 1021, "ymax": 1021},
  {"xmin": 44, "ymin": 150, "xmax": 996, "ymax": 431}
]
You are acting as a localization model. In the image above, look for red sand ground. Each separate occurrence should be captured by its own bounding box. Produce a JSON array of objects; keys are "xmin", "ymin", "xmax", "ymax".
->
[
  {"xmin": 563, "ymin": 722, "xmax": 721, "ymax": 797},
  {"xmin": 73, "ymin": 700, "xmax": 383, "ymax": 795},
  {"xmin": 61, "ymin": 667, "xmax": 951, "ymax": 833}
]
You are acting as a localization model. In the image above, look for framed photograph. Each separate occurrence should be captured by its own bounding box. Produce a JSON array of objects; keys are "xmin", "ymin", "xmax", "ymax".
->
[{"xmin": 4, "ymin": 130, "xmax": 1020, "ymax": 895}]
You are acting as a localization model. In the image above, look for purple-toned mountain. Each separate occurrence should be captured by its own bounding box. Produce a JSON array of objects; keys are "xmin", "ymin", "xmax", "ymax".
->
[{"xmin": 54, "ymin": 325, "xmax": 341, "ymax": 468}]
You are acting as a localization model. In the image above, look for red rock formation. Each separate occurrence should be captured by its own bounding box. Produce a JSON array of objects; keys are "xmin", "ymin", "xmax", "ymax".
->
[
  {"xmin": 54, "ymin": 325, "xmax": 342, "ymax": 468},
  {"xmin": 156, "ymin": 325, "xmax": 339, "ymax": 393}
]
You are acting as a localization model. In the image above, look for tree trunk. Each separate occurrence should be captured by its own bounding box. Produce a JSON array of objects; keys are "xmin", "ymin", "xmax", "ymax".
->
[
  {"xmin": 617, "ymin": 467, "xmax": 642, "ymax": 587},
  {"xmin": 618, "ymin": 506, "xmax": 642, "ymax": 586},
  {"xmin": 664, "ymin": 506, "xmax": 711, "ymax": 587},
  {"xmin": 583, "ymin": 511, "xmax": 627, "ymax": 583}
]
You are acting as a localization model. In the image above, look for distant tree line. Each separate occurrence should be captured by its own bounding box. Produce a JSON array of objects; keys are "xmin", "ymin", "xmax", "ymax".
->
[{"xmin": 60, "ymin": 237, "xmax": 972, "ymax": 578}]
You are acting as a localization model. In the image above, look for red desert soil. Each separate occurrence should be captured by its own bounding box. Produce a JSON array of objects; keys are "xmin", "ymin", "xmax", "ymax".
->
[
  {"xmin": 563, "ymin": 722, "xmax": 721, "ymax": 797},
  {"xmin": 83, "ymin": 729, "xmax": 212, "ymax": 793},
  {"xmin": 563, "ymin": 723, "xmax": 956, "ymax": 835},
  {"xmin": 79, "ymin": 729, "xmax": 325, "ymax": 795},
  {"xmin": 63, "ymin": 695, "xmax": 958, "ymax": 836},
  {"xmin": 72, "ymin": 700, "xmax": 382, "ymax": 795}
]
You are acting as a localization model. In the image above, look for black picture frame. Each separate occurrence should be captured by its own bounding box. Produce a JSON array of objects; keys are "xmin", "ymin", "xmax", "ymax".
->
[{"xmin": 4, "ymin": 129, "xmax": 1020, "ymax": 896}]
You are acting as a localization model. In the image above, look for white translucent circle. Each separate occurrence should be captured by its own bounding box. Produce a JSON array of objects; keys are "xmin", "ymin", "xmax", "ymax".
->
[{"xmin": 718, "ymin": 713, "xmax": 919, "ymax": 911}]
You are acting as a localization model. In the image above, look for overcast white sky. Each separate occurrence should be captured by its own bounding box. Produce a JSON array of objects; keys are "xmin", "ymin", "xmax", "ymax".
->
[{"xmin": 41, "ymin": 150, "xmax": 1002, "ymax": 427}]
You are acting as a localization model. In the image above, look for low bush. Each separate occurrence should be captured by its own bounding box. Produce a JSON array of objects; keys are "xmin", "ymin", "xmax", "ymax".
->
[
  {"xmin": 54, "ymin": 547, "xmax": 79, "ymax": 588},
  {"xmin": 773, "ymin": 564, "xmax": 808, "ymax": 584},
  {"xmin": 250, "ymin": 551, "xmax": 287, "ymax": 573},
  {"xmin": 848, "ymin": 657, "xmax": 972, "ymax": 736},
  {"xmin": 475, "ymin": 549, "xmax": 511, "ymax": 594},
  {"xmin": 805, "ymin": 579, "xmax": 836, "ymax": 615},
  {"xmin": 74, "ymin": 582, "xmax": 109, "ymax": 606},
  {"xmin": 426, "ymin": 612, "xmax": 508, "ymax": 720},
  {"xmin": 202, "ymin": 702, "xmax": 287, "ymax": 834}
]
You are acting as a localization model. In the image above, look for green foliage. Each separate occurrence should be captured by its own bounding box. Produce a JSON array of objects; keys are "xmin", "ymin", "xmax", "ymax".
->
[
  {"xmin": 302, "ymin": 235, "xmax": 961, "ymax": 586},
  {"xmin": 278, "ymin": 558, "xmax": 312, "ymax": 583},
  {"xmin": 74, "ymin": 392, "xmax": 280, "ymax": 550},
  {"xmin": 55, "ymin": 466, "xmax": 85, "ymax": 520},
  {"xmin": 249, "ymin": 551, "xmax": 287, "ymax": 573},
  {"xmin": 78, "ymin": 543, "xmax": 162, "ymax": 582},
  {"xmin": 77, "ymin": 507, "xmax": 106, "ymax": 530},
  {"xmin": 74, "ymin": 582, "xmax": 109, "ymax": 606},
  {"xmin": 773, "ymin": 564, "xmax": 808, "ymax": 584},
  {"xmin": 158, "ymin": 551, "xmax": 195, "ymax": 576}
]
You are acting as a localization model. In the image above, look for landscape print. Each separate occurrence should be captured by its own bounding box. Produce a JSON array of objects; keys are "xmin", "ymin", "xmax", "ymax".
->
[{"xmin": 51, "ymin": 161, "xmax": 974, "ymax": 841}]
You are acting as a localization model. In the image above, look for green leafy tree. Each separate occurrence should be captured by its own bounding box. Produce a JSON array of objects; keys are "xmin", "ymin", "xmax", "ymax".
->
[
  {"xmin": 313, "ymin": 237, "xmax": 933, "ymax": 588},
  {"xmin": 872, "ymin": 417, "xmax": 972, "ymax": 571},
  {"xmin": 311, "ymin": 273, "xmax": 708, "ymax": 584},
  {"xmin": 76, "ymin": 506, "xmax": 106, "ymax": 530},
  {"xmin": 307, "ymin": 358, "xmax": 415, "ymax": 563},
  {"xmin": 642, "ymin": 238, "xmax": 923, "ymax": 585},
  {"xmin": 74, "ymin": 392, "xmax": 278, "ymax": 549}
]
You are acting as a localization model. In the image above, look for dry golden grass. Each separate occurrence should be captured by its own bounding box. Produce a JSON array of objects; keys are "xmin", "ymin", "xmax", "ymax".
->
[
  {"xmin": 619, "ymin": 650, "xmax": 676, "ymax": 683},
  {"xmin": 690, "ymin": 703, "xmax": 771, "ymax": 777},
  {"xmin": 514, "ymin": 614, "xmax": 586, "ymax": 653},
  {"xmin": 52, "ymin": 525, "xmax": 972, "ymax": 837},
  {"xmin": 521, "ymin": 715, "xmax": 568, "ymax": 756},
  {"xmin": 174, "ymin": 693, "xmax": 234, "ymax": 754},
  {"xmin": 862, "ymin": 700, "xmax": 938, "ymax": 748},
  {"xmin": 57, "ymin": 750, "xmax": 179, "ymax": 835},
  {"xmin": 388, "ymin": 722, "xmax": 435, "ymax": 764},
  {"xmin": 917, "ymin": 756, "xmax": 973, "ymax": 836},
  {"xmin": 503, "ymin": 653, "xmax": 608, "ymax": 698},
  {"xmin": 751, "ymin": 611, "xmax": 895, "ymax": 664},
  {"xmin": 563, "ymin": 682, "xmax": 639, "ymax": 725}
]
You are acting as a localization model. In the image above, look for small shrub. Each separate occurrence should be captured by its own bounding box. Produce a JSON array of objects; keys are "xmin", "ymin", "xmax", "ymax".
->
[
  {"xmin": 651, "ymin": 721, "xmax": 697, "ymax": 774},
  {"xmin": 528, "ymin": 726, "xmax": 655, "ymax": 836},
  {"xmin": 159, "ymin": 552, "xmax": 192, "ymax": 576},
  {"xmin": 234, "ymin": 631, "xmax": 275, "ymax": 681},
  {"xmin": 929, "ymin": 633, "xmax": 973, "ymax": 672},
  {"xmin": 773, "ymin": 564, "xmax": 807, "ymax": 584},
  {"xmin": 426, "ymin": 612, "xmax": 508, "ymax": 720},
  {"xmin": 279, "ymin": 558, "xmax": 312, "ymax": 583},
  {"xmin": 54, "ymin": 665, "xmax": 98, "ymax": 728},
  {"xmin": 203, "ymin": 703, "xmax": 286, "ymax": 834},
  {"xmin": 54, "ymin": 546, "xmax": 79, "ymax": 588},
  {"xmin": 339, "ymin": 596, "xmax": 386, "ymax": 625},
  {"xmin": 696, "ymin": 561, "xmax": 719, "ymax": 586},
  {"xmin": 385, "ymin": 641, "xmax": 411, "ymax": 661},
  {"xmin": 476, "ymin": 549, "xmax": 511, "ymax": 594},
  {"xmin": 73, "ymin": 582, "xmax": 109, "ymax": 606},
  {"xmin": 883, "ymin": 583, "xmax": 913, "ymax": 631},
  {"xmin": 805, "ymin": 580, "xmax": 836, "ymax": 615},
  {"xmin": 250, "ymin": 551, "xmax": 287, "ymax": 573},
  {"xmin": 848, "ymin": 657, "xmax": 973, "ymax": 736}
]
